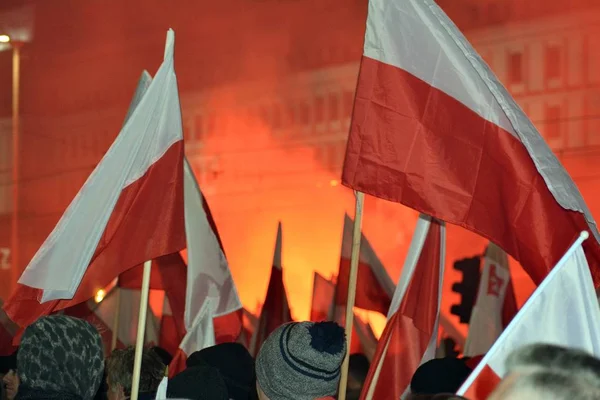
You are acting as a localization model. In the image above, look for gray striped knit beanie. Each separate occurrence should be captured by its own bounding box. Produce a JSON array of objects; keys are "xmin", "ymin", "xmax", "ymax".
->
[
  {"xmin": 17, "ymin": 315, "xmax": 105, "ymax": 400},
  {"xmin": 256, "ymin": 321, "xmax": 346, "ymax": 400}
]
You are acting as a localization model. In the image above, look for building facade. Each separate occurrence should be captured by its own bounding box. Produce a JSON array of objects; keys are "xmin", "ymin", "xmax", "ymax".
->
[{"xmin": 1, "ymin": 4, "xmax": 600, "ymax": 301}]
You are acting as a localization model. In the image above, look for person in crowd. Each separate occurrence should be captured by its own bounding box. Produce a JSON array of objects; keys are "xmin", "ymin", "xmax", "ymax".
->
[
  {"xmin": 150, "ymin": 347, "xmax": 173, "ymax": 368},
  {"xmin": 167, "ymin": 365, "xmax": 228, "ymax": 400},
  {"xmin": 2, "ymin": 369, "xmax": 19, "ymax": 400},
  {"xmin": 15, "ymin": 315, "xmax": 104, "ymax": 400},
  {"xmin": 1, "ymin": 351, "xmax": 18, "ymax": 400},
  {"xmin": 488, "ymin": 343, "xmax": 600, "ymax": 399},
  {"xmin": 346, "ymin": 353, "xmax": 370, "ymax": 400},
  {"xmin": 106, "ymin": 347, "xmax": 165, "ymax": 400},
  {"xmin": 409, "ymin": 357, "xmax": 473, "ymax": 396},
  {"xmin": 187, "ymin": 343, "xmax": 257, "ymax": 400},
  {"xmin": 407, "ymin": 395, "xmax": 468, "ymax": 400},
  {"xmin": 255, "ymin": 321, "xmax": 346, "ymax": 400}
]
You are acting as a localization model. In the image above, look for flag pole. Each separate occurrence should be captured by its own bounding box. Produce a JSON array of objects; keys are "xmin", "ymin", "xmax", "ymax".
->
[
  {"xmin": 130, "ymin": 260, "xmax": 152, "ymax": 400},
  {"xmin": 110, "ymin": 278, "xmax": 121, "ymax": 351},
  {"xmin": 338, "ymin": 191, "xmax": 365, "ymax": 400}
]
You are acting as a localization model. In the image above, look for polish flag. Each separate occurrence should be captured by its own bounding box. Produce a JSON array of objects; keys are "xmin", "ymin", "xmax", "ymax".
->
[
  {"xmin": 159, "ymin": 297, "xmax": 182, "ymax": 356},
  {"xmin": 354, "ymin": 315, "xmax": 378, "ymax": 361},
  {"xmin": 5, "ymin": 30, "xmax": 186, "ymax": 326},
  {"xmin": 457, "ymin": 232, "xmax": 600, "ymax": 399},
  {"xmin": 464, "ymin": 243, "xmax": 518, "ymax": 356},
  {"xmin": 0, "ymin": 299, "xmax": 17, "ymax": 356},
  {"xmin": 341, "ymin": 0, "xmax": 600, "ymax": 286},
  {"xmin": 168, "ymin": 158, "xmax": 242, "ymax": 374},
  {"xmin": 239, "ymin": 308, "xmax": 258, "ymax": 349},
  {"xmin": 169, "ymin": 297, "xmax": 216, "ymax": 377},
  {"xmin": 250, "ymin": 222, "xmax": 292, "ymax": 356},
  {"xmin": 335, "ymin": 214, "xmax": 395, "ymax": 316},
  {"xmin": 361, "ymin": 215, "xmax": 445, "ymax": 400},
  {"xmin": 120, "ymin": 254, "xmax": 187, "ymax": 356},
  {"xmin": 310, "ymin": 272, "xmax": 335, "ymax": 322}
]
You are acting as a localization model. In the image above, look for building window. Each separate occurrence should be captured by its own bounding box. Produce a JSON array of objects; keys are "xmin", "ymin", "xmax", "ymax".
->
[
  {"xmin": 545, "ymin": 45, "xmax": 562, "ymax": 81},
  {"xmin": 544, "ymin": 105, "xmax": 562, "ymax": 139},
  {"xmin": 329, "ymin": 94, "xmax": 339, "ymax": 121},
  {"xmin": 507, "ymin": 52, "xmax": 523, "ymax": 84},
  {"xmin": 315, "ymin": 97, "xmax": 325, "ymax": 124}
]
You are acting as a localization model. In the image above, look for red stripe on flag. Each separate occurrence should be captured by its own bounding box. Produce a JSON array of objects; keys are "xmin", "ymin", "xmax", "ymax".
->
[
  {"xmin": 462, "ymin": 364, "xmax": 502, "ymax": 400},
  {"xmin": 342, "ymin": 56, "xmax": 600, "ymax": 285},
  {"xmin": 214, "ymin": 309, "xmax": 243, "ymax": 344},
  {"xmin": 253, "ymin": 265, "xmax": 292, "ymax": 356},
  {"xmin": 361, "ymin": 221, "xmax": 442, "ymax": 399},
  {"xmin": 6, "ymin": 141, "xmax": 186, "ymax": 327},
  {"xmin": 336, "ymin": 259, "xmax": 391, "ymax": 315}
]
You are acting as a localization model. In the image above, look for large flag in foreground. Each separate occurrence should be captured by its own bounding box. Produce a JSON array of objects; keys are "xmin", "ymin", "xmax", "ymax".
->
[
  {"xmin": 6, "ymin": 30, "xmax": 186, "ymax": 326},
  {"xmin": 341, "ymin": 0, "xmax": 600, "ymax": 285},
  {"xmin": 464, "ymin": 243, "xmax": 518, "ymax": 356},
  {"xmin": 361, "ymin": 215, "xmax": 445, "ymax": 400},
  {"xmin": 250, "ymin": 222, "xmax": 292, "ymax": 356},
  {"xmin": 336, "ymin": 214, "xmax": 395, "ymax": 315},
  {"xmin": 457, "ymin": 232, "xmax": 600, "ymax": 399}
]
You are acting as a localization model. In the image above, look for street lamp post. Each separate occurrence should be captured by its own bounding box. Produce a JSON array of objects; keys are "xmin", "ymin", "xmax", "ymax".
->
[{"xmin": 11, "ymin": 40, "xmax": 22, "ymax": 294}]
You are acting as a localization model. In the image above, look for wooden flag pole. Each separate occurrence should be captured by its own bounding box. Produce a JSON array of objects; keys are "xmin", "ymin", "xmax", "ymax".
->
[
  {"xmin": 130, "ymin": 260, "xmax": 152, "ymax": 400},
  {"xmin": 338, "ymin": 191, "xmax": 365, "ymax": 400},
  {"xmin": 110, "ymin": 279, "xmax": 121, "ymax": 351}
]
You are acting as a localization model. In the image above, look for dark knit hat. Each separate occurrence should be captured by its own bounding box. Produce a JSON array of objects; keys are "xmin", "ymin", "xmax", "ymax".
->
[
  {"xmin": 17, "ymin": 315, "xmax": 105, "ymax": 400},
  {"xmin": 167, "ymin": 365, "xmax": 228, "ymax": 400},
  {"xmin": 187, "ymin": 343, "xmax": 256, "ymax": 400},
  {"xmin": 256, "ymin": 321, "xmax": 347, "ymax": 400},
  {"xmin": 410, "ymin": 357, "xmax": 473, "ymax": 395}
]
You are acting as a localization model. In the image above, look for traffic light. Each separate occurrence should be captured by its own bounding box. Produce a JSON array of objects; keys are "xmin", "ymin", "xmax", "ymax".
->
[{"xmin": 450, "ymin": 257, "xmax": 481, "ymax": 324}]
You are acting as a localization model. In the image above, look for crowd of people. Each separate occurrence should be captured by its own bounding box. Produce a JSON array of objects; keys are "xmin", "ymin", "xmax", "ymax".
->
[{"xmin": 0, "ymin": 315, "xmax": 599, "ymax": 399}]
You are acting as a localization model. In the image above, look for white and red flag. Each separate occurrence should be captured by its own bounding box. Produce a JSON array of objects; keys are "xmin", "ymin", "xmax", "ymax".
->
[
  {"xmin": 457, "ymin": 232, "xmax": 600, "ymax": 399},
  {"xmin": 5, "ymin": 30, "xmax": 186, "ymax": 326},
  {"xmin": 168, "ymin": 158, "xmax": 242, "ymax": 374},
  {"xmin": 310, "ymin": 272, "xmax": 335, "ymax": 322},
  {"xmin": 464, "ymin": 243, "xmax": 518, "ymax": 356},
  {"xmin": 335, "ymin": 214, "xmax": 395, "ymax": 316},
  {"xmin": 341, "ymin": 0, "xmax": 600, "ymax": 285},
  {"xmin": 250, "ymin": 222, "xmax": 292, "ymax": 357},
  {"xmin": 361, "ymin": 215, "xmax": 445, "ymax": 400}
]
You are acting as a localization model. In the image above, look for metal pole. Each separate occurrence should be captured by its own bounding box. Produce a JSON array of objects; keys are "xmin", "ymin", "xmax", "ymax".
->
[{"xmin": 11, "ymin": 43, "xmax": 21, "ymax": 294}]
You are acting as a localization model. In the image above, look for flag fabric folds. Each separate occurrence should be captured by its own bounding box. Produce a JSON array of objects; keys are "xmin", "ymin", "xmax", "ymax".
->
[
  {"xmin": 464, "ymin": 243, "xmax": 518, "ymax": 356},
  {"xmin": 457, "ymin": 232, "xmax": 600, "ymax": 399},
  {"xmin": 6, "ymin": 30, "xmax": 186, "ymax": 326},
  {"xmin": 361, "ymin": 215, "xmax": 445, "ymax": 400},
  {"xmin": 168, "ymin": 158, "xmax": 242, "ymax": 373},
  {"xmin": 335, "ymin": 214, "xmax": 395, "ymax": 315},
  {"xmin": 341, "ymin": 0, "xmax": 600, "ymax": 286},
  {"xmin": 250, "ymin": 222, "xmax": 292, "ymax": 357}
]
